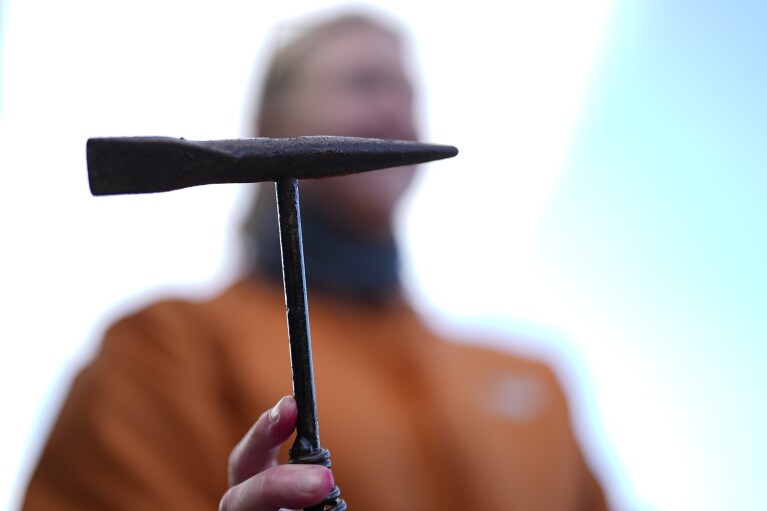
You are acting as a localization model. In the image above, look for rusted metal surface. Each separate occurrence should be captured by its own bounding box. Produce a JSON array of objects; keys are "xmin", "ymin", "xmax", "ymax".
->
[
  {"xmin": 86, "ymin": 135, "xmax": 458, "ymax": 511},
  {"xmin": 87, "ymin": 135, "xmax": 457, "ymax": 195},
  {"xmin": 275, "ymin": 176, "xmax": 345, "ymax": 511}
]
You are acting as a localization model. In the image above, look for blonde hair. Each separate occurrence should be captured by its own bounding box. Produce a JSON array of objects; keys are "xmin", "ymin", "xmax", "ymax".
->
[
  {"xmin": 241, "ymin": 12, "xmax": 405, "ymax": 258},
  {"xmin": 253, "ymin": 12, "xmax": 401, "ymax": 137}
]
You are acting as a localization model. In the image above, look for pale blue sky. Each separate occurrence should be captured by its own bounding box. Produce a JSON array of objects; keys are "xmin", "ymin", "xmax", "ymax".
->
[{"xmin": 541, "ymin": 2, "xmax": 767, "ymax": 508}]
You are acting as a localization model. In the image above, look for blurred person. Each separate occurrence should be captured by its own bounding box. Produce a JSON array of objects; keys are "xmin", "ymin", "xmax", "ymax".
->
[{"xmin": 23, "ymin": 12, "xmax": 609, "ymax": 511}]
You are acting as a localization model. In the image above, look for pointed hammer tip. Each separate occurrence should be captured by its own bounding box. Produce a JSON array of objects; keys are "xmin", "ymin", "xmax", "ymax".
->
[{"xmin": 86, "ymin": 135, "xmax": 459, "ymax": 195}]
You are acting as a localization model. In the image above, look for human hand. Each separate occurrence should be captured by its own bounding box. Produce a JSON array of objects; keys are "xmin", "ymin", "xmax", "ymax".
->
[{"xmin": 219, "ymin": 396, "xmax": 334, "ymax": 511}]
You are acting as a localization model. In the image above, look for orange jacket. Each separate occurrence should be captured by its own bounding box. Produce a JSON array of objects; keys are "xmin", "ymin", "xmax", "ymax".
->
[{"xmin": 24, "ymin": 277, "xmax": 608, "ymax": 510}]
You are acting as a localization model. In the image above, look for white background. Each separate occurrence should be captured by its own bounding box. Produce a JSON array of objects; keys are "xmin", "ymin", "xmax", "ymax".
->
[{"xmin": 2, "ymin": 1, "xmax": 765, "ymax": 510}]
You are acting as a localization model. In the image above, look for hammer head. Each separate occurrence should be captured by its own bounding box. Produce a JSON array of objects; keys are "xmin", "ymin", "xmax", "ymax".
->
[{"xmin": 87, "ymin": 136, "xmax": 458, "ymax": 195}]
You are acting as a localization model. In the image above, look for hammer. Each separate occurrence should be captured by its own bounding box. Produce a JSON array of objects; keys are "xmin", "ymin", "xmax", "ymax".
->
[{"xmin": 87, "ymin": 135, "xmax": 458, "ymax": 511}]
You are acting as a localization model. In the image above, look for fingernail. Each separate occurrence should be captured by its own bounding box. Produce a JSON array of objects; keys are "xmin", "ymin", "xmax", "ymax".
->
[
  {"xmin": 269, "ymin": 396, "xmax": 288, "ymax": 422},
  {"xmin": 296, "ymin": 466, "xmax": 332, "ymax": 494}
]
